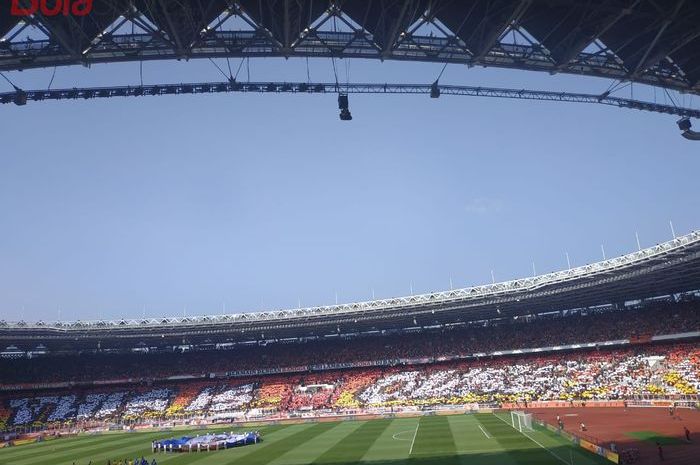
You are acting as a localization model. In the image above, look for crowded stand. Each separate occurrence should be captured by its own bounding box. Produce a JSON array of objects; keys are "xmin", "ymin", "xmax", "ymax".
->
[
  {"xmin": 1, "ymin": 299, "xmax": 698, "ymax": 432},
  {"xmin": 1, "ymin": 342, "xmax": 698, "ymax": 430},
  {"xmin": 1, "ymin": 301, "xmax": 698, "ymax": 385}
]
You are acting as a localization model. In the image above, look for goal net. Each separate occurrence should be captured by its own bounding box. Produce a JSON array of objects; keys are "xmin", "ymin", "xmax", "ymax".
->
[{"xmin": 510, "ymin": 411, "xmax": 533, "ymax": 432}]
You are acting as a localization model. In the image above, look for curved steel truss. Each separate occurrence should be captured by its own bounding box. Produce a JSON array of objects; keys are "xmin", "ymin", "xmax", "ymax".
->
[
  {"xmin": 1, "ymin": 1, "xmax": 700, "ymax": 96},
  {"xmin": 3, "ymin": 81, "xmax": 699, "ymax": 119},
  {"xmin": 2, "ymin": 230, "xmax": 699, "ymax": 331}
]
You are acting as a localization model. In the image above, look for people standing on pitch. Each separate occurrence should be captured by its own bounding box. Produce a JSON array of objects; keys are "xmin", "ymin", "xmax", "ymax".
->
[
  {"xmin": 656, "ymin": 441, "xmax": 664, "ymax": 461},
  {"xmin": 685, "ymin": 426, "xmax": 691, "ymax": 442}
]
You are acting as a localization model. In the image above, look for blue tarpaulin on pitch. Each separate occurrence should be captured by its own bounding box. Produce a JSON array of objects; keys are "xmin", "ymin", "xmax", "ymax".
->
[{"xmin": 153, "ymin": 432, "xmax": 260, "ymax": 451}]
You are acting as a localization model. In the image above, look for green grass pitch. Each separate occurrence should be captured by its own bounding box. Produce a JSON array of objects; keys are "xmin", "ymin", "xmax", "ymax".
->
[{"xmin": 0, "ymin": 413, "xmax": 611, "ymax": 465}]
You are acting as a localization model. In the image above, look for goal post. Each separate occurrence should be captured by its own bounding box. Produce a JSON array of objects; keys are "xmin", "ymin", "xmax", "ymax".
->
[{"xmin": 510, "ymin": 411, "xmax": 533, "ymax": 432}]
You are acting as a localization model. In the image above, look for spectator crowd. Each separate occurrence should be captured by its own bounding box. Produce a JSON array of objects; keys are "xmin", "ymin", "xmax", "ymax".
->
[
  {"xmin": 1, "ymin": 343, "xmax": 698, "ymax": 429},
  {"xmin": 1, "ymin": 301, "xmax": 698, "ymax": 385}
]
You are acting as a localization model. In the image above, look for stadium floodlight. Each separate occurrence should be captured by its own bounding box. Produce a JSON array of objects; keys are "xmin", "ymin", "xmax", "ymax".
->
[
  {"xmin": 677, "ymin": 117, "xmax": 700, "ymax": 140},
  {"xmin": 510, "ymin": 411, "xmax": 533, "ymax": 433},
  {"xmin": 430, "ymin": 81, "xmax": 440, "ymax": 98},
  {"xmin": 13, "ymin": 88, "xmax": 27, "ymax": 106},
  {"xmin": 678, "ymin": 117, "xmax": 692, "ymax": 131},
  {"xmin": 338, "ymin": 93, "xmax": 352, "ymax": 120}
]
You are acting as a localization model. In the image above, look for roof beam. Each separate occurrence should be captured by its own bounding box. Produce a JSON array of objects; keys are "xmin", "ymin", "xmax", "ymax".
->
[
  {"xmin": 283, "ymin": 0, "xmax": 291, "ymax": 50},
  {"xmin": 553, "ymin": 0, "xmax": 641, "ymax": 70},
  {"xmin": 687, "ymin": 66, "xmax": 700, "ymax": 89},
  {"xmin": 630, "ymin": 0, "xmax": 686, "ymax": 78},
  {"xmin": 31, "ymin": 16, "xmax": 82, "ymax": 60},
  {"xmin": 634, "ymin": 26, "xmax": 700, "ymax": 78},
  {"xmin": 381, "ymin": 0, "xmax": 413, "ymax": 58},
  {"xmin": 472, "ymin": 0, "xmax": 531, "ymax": 63},
  {"xmin": 157, "ymin": 0, "xmax": 187, "ymax": 57}
]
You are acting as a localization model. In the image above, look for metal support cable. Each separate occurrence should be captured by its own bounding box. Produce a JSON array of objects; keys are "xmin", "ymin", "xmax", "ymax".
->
[{"xmin": 0, "ymin": 71, "xmax": 19, "ymax": 90}]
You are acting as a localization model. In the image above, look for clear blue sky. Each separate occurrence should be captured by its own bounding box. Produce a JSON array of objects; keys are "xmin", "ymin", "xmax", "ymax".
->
[{"xmin": 1, "ymin": 57, "xmax": 699, "ymax": 322}]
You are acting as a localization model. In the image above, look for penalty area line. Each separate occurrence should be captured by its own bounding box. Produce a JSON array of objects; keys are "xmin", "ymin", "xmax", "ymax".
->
[
  {"xmin": 478, "ymin": 424, "xmax": 492, "ymax": 439},
  {"xmin": 492, "ymin": 413, "xmax": 570, "ymax": 465},
  {"xmin": 408, "ymin": 421, "xmax": 420, "ymax": 455}
]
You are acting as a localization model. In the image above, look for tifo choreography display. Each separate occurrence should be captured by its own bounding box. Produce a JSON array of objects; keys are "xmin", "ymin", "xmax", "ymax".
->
[
  {"xmin": 0, "ymin": 342, "xmax": 697, "ymax": 426},
  {"xmin": 152, "ymin": 431, "xmax": 261, "ymax": 452}
]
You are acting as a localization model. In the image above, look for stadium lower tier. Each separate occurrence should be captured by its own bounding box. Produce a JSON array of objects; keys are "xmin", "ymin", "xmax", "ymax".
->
[{"xmin": 1, "ymin": 342, "xmax": 697, "ymax": 430}]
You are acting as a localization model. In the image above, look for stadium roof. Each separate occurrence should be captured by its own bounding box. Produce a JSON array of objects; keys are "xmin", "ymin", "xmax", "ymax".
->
[
  {"xmin": 1, "ymin": 1, "xmax": 700, "ymax": 96},
  {"xmin": 1, "ymin": 230, "xmax": 700, "ymax": 351}
]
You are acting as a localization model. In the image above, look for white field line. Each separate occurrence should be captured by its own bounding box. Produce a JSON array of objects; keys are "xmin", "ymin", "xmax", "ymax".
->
[
  {"xmin": 392, "ymin": 430, "xmax": 414, "ymax": 441},
  {"xmin": 493, "ymin": 413, "xmax": 570, "ymax": 465},
  {"xmin": 408, "ymin": 421, "xmax": 420, "ymax": 455},
  {"xmin": 478, "ymin": 424, "xmax": 492, "ymax": 439},
  {"xmin": 455, "ymin": 448, "xmax": 504, "ymax": 454}
]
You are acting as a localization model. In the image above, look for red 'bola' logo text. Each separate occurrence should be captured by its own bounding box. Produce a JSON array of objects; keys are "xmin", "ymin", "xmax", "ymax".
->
[{"xmin": 10, "ymin": 0, "xmax": 93, "ymax": 16}]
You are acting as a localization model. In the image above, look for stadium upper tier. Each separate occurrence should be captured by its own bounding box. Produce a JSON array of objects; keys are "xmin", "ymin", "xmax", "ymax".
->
[
  {"xmin": 1, "ymin": 231, "xmax": 699, "ymax": 350},
  {"xmin": 1, "ymin": 1, "xmax": 700, "ymax": 96}
]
